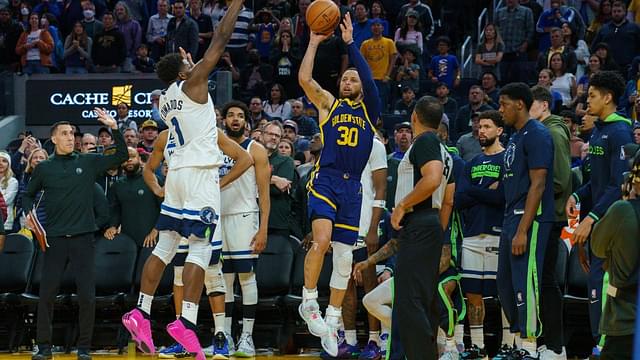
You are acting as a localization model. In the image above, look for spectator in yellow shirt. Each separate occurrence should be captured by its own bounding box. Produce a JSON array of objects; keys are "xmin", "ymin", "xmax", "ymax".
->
[{"xmin": 360, "ymin": 18, "xmax": 397, "ymax": 112}]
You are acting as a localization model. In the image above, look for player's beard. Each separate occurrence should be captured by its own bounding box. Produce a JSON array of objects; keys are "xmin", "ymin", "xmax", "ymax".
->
[
  {"xmin": 226, "ymin": 127, "xmax": 244, "ymax": 139},
  {"xmin": 125, "ymin": 163, "xmax": 140, "ymax": 175},
  {"xmin": 479, "ymin": 136, "xmax": 496, "ymax": 147}
]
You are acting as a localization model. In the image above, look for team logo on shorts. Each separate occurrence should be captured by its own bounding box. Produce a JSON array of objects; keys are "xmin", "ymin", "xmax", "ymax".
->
[
  {"xmin": 138, "ymin": 189, "xmax": 144, "ymax": 196},
  {"xmin": 516, "ymin": 291, "xmax": 523, "ymax": 303},
  {"xmin": 75, "ymin": 168, "xmax": 83, "ymax": 175},
  {"xmin": 591, "ymin": 289, "xmax": 597, "ymax": 299},
  {"xmin": 200, "ymin": 207, "xmax": 217, "ymax": 225}
]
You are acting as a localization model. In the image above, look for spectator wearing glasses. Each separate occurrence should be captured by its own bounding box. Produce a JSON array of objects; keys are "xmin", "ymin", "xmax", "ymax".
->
[
  {"xmin": 248, "ymin": 96, "xmax": 271, "ymax": 127},
  {"xmin": 262, "ymin": 121, "xmax": 295, "ymax": 237}
]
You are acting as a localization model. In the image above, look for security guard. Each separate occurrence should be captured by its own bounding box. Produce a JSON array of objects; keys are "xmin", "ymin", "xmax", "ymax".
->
[{"xmin": 24, "ymin": 109, "xmax": 128, "ymax": 360}]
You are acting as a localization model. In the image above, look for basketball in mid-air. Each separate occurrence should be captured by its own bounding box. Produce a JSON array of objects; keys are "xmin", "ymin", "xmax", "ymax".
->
[{"xmin": 306, "ymin": 0, "xmax": 341, "ymax": 35}]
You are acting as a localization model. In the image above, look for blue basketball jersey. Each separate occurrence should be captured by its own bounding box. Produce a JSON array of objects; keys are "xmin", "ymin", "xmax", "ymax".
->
[{"xmin": 316, "ymin": 98, "xmax": 376, "ymax": 178}]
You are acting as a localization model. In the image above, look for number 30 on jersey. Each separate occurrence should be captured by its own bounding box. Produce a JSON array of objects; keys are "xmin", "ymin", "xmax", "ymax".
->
[{"xmin": 336, "ymin": 126, "xmax": 359, "ymax": 147}]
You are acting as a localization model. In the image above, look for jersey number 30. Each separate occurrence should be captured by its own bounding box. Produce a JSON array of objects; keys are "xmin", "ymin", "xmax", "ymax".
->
[{"xmin": 336, "ymin": 126, "xmax": 358, "ymax": 147}]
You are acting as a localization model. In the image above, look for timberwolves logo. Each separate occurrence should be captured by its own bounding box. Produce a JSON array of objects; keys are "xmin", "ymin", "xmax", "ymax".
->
[
  {"xmin": 504, "ymin": 143, "xmax": 516, "ymax": 171},
  {"xmin": 138, "ymin": 189, "xmax": 144, "ymax": 196},
  {"xmin": 200, "ymin": 207, "xmax": 216, "ymax": 225},
  {"xmin": 75, "ymin": 168, "xmax": 83, "ymax": 175}
]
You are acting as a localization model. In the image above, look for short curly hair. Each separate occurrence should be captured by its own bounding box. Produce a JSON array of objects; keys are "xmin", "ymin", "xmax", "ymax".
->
[
  {"xmin": 588, "ymin": 70, "xmax": 625, "ymax": 105},
  {"xmin": 156, "ymin": 53, "xmax": 184, "ymax": 85}
]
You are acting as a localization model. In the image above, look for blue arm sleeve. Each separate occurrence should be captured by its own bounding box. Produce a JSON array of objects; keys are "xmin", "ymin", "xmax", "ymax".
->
[
  {"xmin": 348, "ymin": 42, "xmax": 381, "ymax": 120},
  {"xmin": 574, "ymin": 181, "xmax": 592, "ymax": 205},
  {"xmin": 467, "ymin": 182, "xmax": 506, "ymax": 207}
]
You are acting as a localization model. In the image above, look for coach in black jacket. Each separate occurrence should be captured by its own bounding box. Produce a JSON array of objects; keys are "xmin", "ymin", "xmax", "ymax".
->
[{"xmin": 24, "ymin": 109, "xmax": 128, "ymax": 360}]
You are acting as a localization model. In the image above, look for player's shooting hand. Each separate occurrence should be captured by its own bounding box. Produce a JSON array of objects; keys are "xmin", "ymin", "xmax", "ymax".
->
[
  {"xmin": 511, "ymin": 231, "xmax": 527, "ymax": 256},
  {"xmin": 251, "ymin": 230, "xmax": 267, "ymax": 254},
  {"xmin": 352, "ymin": 260, "xmax": 369, "ymax": 284},
  {"xmin": 390, "ymin": 205, "xmax": 406, "ymax": 230},
  {"xmin": 94, "ymin": 107, "xmax": 117, "ymax": 130},
  {"xmin": 104, "ymin": 226, "xmax": 119, "ymax": 240},
  {"xmin": 179, "ymin": 47, "xmax": 195, "ymax": 69},
  {"xmin": 572, "ymin": 217, "xmax": 593, "ymax": 245},
  {"xmin": 340, "ymin": 12, "xmax": 354, "ymax": 44},
  {"xmin": 143, "ymin": 228, "xmax": 158, "ymax": 248},
  {"xmin": 309, "ymin": 31, "xmax": 330, "ymax": 45}
]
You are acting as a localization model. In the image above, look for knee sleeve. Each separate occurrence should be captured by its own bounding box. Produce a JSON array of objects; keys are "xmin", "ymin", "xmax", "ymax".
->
[
  {"xmin": 152, "ymin": 231, "xmax": 181, "ymax": 265},
  {"xmin": 238, "ymin": 272, "xmax": 258, "ymax": 306},
  {"xmin": 185, "ymin": 236, "xmax": 213, "ymax": 270},
  {"xmin": 224, "ymin": 273, "xmax": 235, "ymax": 303},
  {"xmin": 205, "ymin": 261, "xmax": 225, "ymax": 295},
  {"xmin": 330, "ymin": 242, "xmax": 353, "ymax": 290},
  {"xmin": 174, "ymin": 266, "xmax": 184, "ymax": 286}
]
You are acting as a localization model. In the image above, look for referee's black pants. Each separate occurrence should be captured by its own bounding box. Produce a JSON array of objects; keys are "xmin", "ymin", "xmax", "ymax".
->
[
  {"xmin": 395, "ymin": 210, "xmax": 443, "ymax": 360},
  {"xmin": 37, "ymin": 233, "xmax": 96, "ymax": 351}
]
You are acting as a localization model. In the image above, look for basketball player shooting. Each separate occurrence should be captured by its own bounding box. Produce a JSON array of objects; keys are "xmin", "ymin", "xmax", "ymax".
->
[
  {"xmin": 298, "ymin": 12, "xmax": 381, "ymax": 357},
  {"xmin": 121, "ymin": 0, "xmax": 253, "ymax": 359}
]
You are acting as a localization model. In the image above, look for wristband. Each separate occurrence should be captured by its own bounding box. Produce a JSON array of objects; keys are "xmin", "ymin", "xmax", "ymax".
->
[{"xmin": 373, "ymin": 200, "xmax": 386, "ymax": 209}]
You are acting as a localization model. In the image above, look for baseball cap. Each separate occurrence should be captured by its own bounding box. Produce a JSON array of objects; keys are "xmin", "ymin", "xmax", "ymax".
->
[
  {"xmin": 406, "ymin": 9, "xmax": 419, "ymax": 18},
  {"xmin": 395, "ymin": 122, "xmax": 411, "ymax": 131},
  {"xmin": 151, "ymin": 89, "xmax": 162, "ymax": 97},
  {"xmin": 141, "ymin": 119, "xmax": 158, "ymax": 130},
  {"xmin": 283, "ymin": 120, "xmax": 298, "ymax": 133},
  {"xmin": 98, "ymin": 127, "xmax": 113, "ymax": 137},
  {"xmin": 371, "ymin": 18, "xmax": 384, "ymax": 25}
]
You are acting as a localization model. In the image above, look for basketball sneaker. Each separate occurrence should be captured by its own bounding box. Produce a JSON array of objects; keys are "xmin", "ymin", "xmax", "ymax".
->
[
  {"xmin": 122, "ymin": 308, "xmax": 155, "ymax": 354},
  {"xmin": 299, "ymin": 300, "xmax": 328, "ymax": 337},
  {"xmin": 493, "ymin": 345, "xmax": 516, "ymax": 360},
  {"xmin": 461, "ymin": 344, "xmax": 488, "ymax": 359},
  {"xmin": 159, "ymin": 343, "xmax": 188, "ymax": 358},
  {"xmin": 234, "ymin": 332, "xmax": 256, "ymax": 357},
  {"xmin": 166, "ymin": 318, "xmax": 206, "ymax": 360},
  {"xmin": 359, "ymin": 341, "xmax": 381, "ymax": 360},
  {"xmin": 211, "ymin": 331, "xmax": 231, "ymax": 360}
]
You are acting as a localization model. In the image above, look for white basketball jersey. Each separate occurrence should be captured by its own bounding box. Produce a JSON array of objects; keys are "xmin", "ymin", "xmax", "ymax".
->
[
  {"xmin": 163, "ymin": 132, "xmax": 177, "ymax": 163},
  {"xmin": 159, "ymin": 81, "xmax": 223, "ymax": 170},
  {"xmin": 358, "ymin": 138, "xmax": 388, "ymax": 237},
  {"xmin": 220, "ymin": 139, "xmax": 258, "ymax": 215}
]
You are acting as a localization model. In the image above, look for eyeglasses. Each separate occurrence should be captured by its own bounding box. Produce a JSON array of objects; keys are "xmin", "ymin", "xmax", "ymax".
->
[{"xmin": 264, "ymin": 131, "xmax": 282, "ymax": 139}]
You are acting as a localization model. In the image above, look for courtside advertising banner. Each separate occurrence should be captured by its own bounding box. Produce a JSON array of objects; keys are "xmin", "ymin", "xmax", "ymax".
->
[{"xmin": 24, "ymin": 74, "xmax": 163, "ymax": 125}]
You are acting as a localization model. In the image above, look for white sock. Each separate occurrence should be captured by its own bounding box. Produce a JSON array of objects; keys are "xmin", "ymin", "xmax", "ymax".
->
[
  {"xmin": 137, "ymin": 292, "xmax": 153, "ymax": 315},
  {"xmin": 344, "ymin": 330, "xmax": 357, "ymax": 346},
  {"xmin": 242, "ymin": 318, "xmax": 255, "ymax": 335},
  {"xmin": 454, "ymin": 324, "xmax": 464, "ymax": 346},
  {"xmin": 514, "ymin": 334, "xmax": 522, "ymax": 349},
  {"xmin": 445, "ymin": 338, "xmax": 456, "ymax": 351},
  {"xmin": 437, "ymin": 327, "xmax": 446, "ymax": 348},
  {"xmin": 325, "ymin": 305, "xmax": 342, "ymax": 328},
  {"xmin": 470, "ymin": 325, "xmax": 484, "ymax": 348},
  {"xmin": 302, "ymin": 287, "xmax": 318, "ymax": 303},
  {"xmin": 522, "ymin": 339, "xmax": 537, "ymax": 354},
  {"xmin": 182, "ymin": 301, "xmax": 198, "ymax": 325},
  {"xmin": 224, "ymin": 317, "xmax": 232, "ymax": 335},
  {"xmin": 501, "ymin": 308, "xmax": 512, "ymax": 346},
  {"xmin": 213, "ymin": 312, "xmax": 225, "ymax": 334},
  {"xmin": 368, "ymin": 331, "xmax": 379, "ymax": 346}
]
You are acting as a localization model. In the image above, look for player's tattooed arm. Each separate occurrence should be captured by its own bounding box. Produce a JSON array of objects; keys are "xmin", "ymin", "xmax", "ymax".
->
[
  {"xmin": 439, "ymin": 244, "xmax": 451, "ymax": 275},
  {"xmin": 367, "ymin": 238, "xmax": 398, "ymax": 265}
]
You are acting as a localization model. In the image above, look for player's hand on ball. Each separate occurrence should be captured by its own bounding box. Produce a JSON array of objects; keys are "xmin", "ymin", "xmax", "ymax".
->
[
  {"xmin": 251, "ymin": 231, "xmax": 267, "ymax": 254},
  {"xmin": 511, "ymin": 231, "xmax": 527, "ymax": 256},
  {"xmin": 340, "ymin": 12, "xmax": 354, "ymax": 44},
  {"xmin": 143, "ymin": 229, "xmax": 158, "ymax": 247},
  {"xmin": 94, "ymin": 107, "xmax": 117, "ymax": 130},
  {"xmin": 309, "ymin": 31, "xmax": 330, "ymax": 45}
]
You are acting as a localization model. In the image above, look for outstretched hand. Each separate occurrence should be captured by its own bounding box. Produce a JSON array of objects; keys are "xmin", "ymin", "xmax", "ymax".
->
[
  {"xmin": 309, "ymin": 31, "xmax": 330, "ymax": 45},
  {"xmin": 340, "ymin": 12, "xmax": 354, "ymax": 44},
  {"xmin": 94, "ymin": 107, "xmax": 117, "ymax": 130},
  {"xmin": 179, "ymin": 47, "xmax": 195, "ymax": 69}
]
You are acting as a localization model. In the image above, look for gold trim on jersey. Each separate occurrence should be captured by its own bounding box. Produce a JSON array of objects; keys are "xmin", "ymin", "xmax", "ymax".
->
[{"xmin": 335, "ymin": 223, "xmax": 359, "ymax": 232}]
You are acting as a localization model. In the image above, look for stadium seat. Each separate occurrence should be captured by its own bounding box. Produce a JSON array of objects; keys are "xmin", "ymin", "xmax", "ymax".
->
[
  {"xmin": 0, "ymin": 233, "xmax": 35, "ymax": 351},
  {"xmin": 562, "ymin": 245, "xmax": 594, "ymax": 358}
]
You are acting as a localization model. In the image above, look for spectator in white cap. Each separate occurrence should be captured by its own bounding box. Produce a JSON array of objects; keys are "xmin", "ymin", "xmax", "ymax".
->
[{"xmin": 0, "ymin": 151, "xmax": 18, "ymax": 231}]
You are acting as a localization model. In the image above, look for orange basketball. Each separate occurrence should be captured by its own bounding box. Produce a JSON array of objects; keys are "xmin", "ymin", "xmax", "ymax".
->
[{"xmin": 306, "ymin": 0, "xmax": 341, "ymax": 35}]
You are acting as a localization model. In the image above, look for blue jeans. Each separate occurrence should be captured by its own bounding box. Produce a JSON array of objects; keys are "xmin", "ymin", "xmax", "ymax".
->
[
  {"xmin": 66, "ymin": 66, "xmax": 88, "ymax": 74},
  {"xmin": 23, "ymin": 60, "xmax": 50, "ymax": 75}
]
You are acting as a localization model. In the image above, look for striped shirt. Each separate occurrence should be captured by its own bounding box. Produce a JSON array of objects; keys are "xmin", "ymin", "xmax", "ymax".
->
[
  {"xmin": 495, "ymin": 5, "xmax": 534, "ymax": 53},
  {"xmin": 215, "ymin": 6, "xmax": 254, "ymax": 48}
]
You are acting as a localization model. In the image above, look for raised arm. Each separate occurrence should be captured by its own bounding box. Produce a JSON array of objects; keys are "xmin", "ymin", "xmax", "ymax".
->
[
  {"xmin": 342, "ymin": 13, "xmax": 380, "ymax": 120},
  {"xmin": 183, "ymin": 0, "xmax": 244, "ymax": 103},
  {"xmin": 298, "ymin": 32, "xmax": 335, "ymax": 112},
  {"xmin": 143, "ymin": 130, "xmax": 168, "ymax": 198}
]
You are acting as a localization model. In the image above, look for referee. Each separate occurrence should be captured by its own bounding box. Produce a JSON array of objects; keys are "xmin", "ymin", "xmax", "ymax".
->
[
  {"xmin": 391, "ymin": 96, "xmax": 453, "ymax": 360},
  {"xmin": 24, "ymin": 109, "xmax": 128, "ymax": 360}
]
